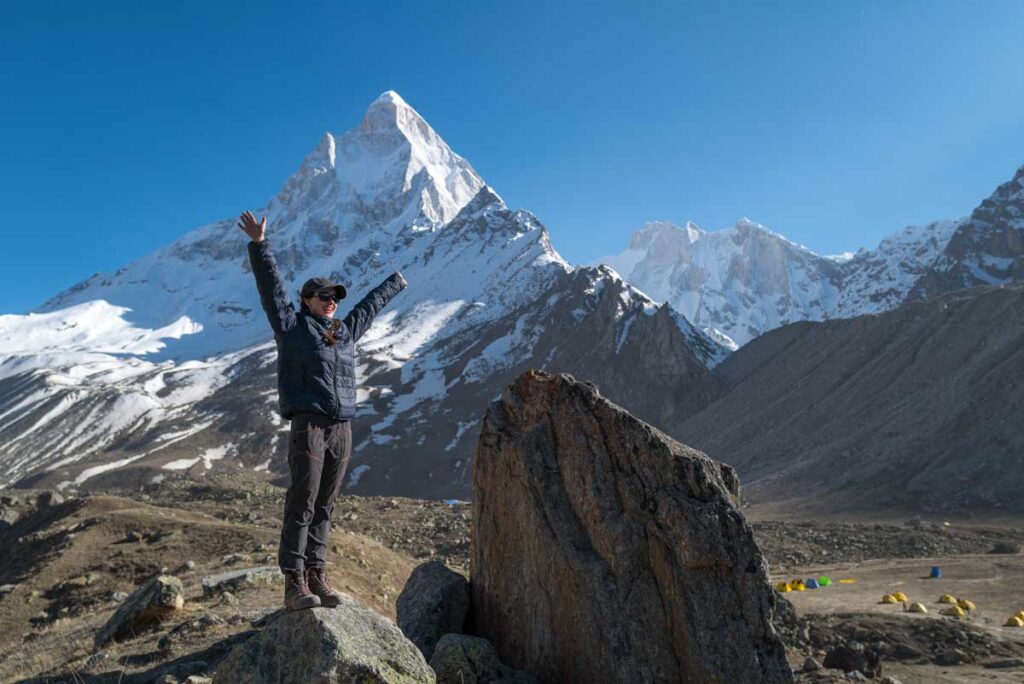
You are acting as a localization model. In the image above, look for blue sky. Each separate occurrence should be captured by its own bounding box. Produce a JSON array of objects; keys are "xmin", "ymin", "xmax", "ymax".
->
[{"xmin": 2, "ymin": 0, "xmax": 1023, "ymax": 313}]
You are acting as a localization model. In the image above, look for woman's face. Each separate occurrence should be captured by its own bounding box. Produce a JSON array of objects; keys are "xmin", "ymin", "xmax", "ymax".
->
[{"xmin": 304, "ymin": 292, "xmax": 338, "ymax": 318}]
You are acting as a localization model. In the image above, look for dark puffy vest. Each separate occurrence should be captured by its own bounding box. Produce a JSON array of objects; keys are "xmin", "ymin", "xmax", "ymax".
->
[
  {"xmin": 247, "ymin": 239, "xmax": 407, "ymax": 421},
  {"xmin": 277, "ymin": 312, "xmax": 358, "ymax": 420}
]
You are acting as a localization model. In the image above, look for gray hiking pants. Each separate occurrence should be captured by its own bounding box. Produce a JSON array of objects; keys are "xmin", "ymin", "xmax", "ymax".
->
[{"xmin": 278, "ymin": 411, "xmax": 352, "ymax": 572}]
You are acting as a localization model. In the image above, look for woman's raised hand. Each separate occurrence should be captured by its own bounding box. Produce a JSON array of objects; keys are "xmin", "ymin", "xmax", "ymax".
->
[{"xmin": 237, "ymin": 210, "xmax": 267, "ymax": 242}]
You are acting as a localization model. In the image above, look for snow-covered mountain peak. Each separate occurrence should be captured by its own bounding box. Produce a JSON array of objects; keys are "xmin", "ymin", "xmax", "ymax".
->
[
  {"xmin": 372, "ymin": 89, "xmax": 407, "ymax": 107},
  {"xmin": 726, "ymin": 217, "xmax": 817, "ymax": 255},
  {"xmin": 357, "ymin": 89, "xmax": 426, "ymax": 143},
  {"xmin": 310, "ymin": 91, "xmax": 485, "ymax": 227},
  {"xmin": 265, "ymin": 90, "xmax": 484, "ymax": 231},
  {"xmin": 600, "ymin": 205, "xmax": 979, "ymax": 344},
  {"xmin": 627, "ymin": 220, "xmax": 703, "ymax": 251},
  {"xmin": 36, "ymin": 92, "xmax": 494, "ymax": 355}
]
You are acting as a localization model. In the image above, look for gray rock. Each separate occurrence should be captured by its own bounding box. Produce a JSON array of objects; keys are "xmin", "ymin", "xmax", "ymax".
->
[
  {"xmin": 0, "ymin": 584, "xmax": 16, "ymax": 596},
  {"xmin": 217, "ymin": 594, "xmax": 435, "ymax": 683},
  {"xmin": 84, "ymin": 651, "xmax": 109, "ymax": 669},
  {"xmin": 430, "ymin": 634, "xmax": 500, "ymax": 684},
  {"xmin": 984, "ymin": 658, "xmax": 1024, "ymax": 669},
  {"xmin": 36, "ymin": 490, "xmax": 64, "ymax": 507},
  {"xmin": 934, "ymin": 648, "xmax": 973, "ymax": 666},
  {"xmin": 803, "ymin": 657, "xmax": 822, "ymax": 672},
  {"xmin": 823, "ymin": 646, "xmax": 862, "ymax": 672},
  {"xmin": 222, "ymin": 552, "xmax": 252, "ymax": 565},
  {"xmin": 158, "ymin": 612, "xmax": 227, "ymax": 651},
  {"xmin": 95, "ymin": 575, "xmax": 185, "ymax": 646},
  {"xmin": 201, "ymin": 566, "xmax": 282, "ymax": 597},
  {"xmin": 429, "ymin": 634, "xmax": 538, "ymax": 684},
  {"xmin": 471, "ymin": 371, "xmax": 793, "ymax": 684},
  {"xmin": 397, "ymin": 561, "xmax": 469, "ymax": 660},
  {"xmin": 153, "ymin": 661, "xmax": 210, "ymax": 681}
]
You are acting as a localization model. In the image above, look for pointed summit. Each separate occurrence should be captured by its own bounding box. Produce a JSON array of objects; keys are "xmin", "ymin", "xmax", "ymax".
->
[
  {"xmin": 372, "ymin": 90, "xmax": 408, "ymax": 107},
  {"xmin": 332, "ymin": 91, "xmax": 484, "ymax": 225},
  {"xmin": 357, "ymin": 89, "xmax": 431, "ymax": 145},
  {"xmin": 268, "ymin": 91, "xmax": 485, "ymax": 227}
]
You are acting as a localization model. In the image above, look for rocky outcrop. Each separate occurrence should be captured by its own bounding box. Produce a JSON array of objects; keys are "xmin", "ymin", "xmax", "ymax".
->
[
  {"xmin": 909, "ymin": 164, "xmax": 1024, "ymax": 300},
  {"xmin": 396, "ymin": 560, "xmax": 469, "ymax": 661},
  {"xmin": 95, "ymin": 575, "xmax": 185, "ymax": 646},
  {"xmin": 470, "ymin": 370, "xmax": 792, "ymax": 683},
  {"xmin": 217, "ymin": 594, "xmax": 435, "ymax": 683}
]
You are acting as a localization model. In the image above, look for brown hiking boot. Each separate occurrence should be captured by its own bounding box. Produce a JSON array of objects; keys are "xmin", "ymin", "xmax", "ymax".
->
[
  {"xmin": 306, "ymin": 565, "xmax": 344, "ymax": 608},
  {"xmin": 283, "ymin": 568, "xmax": 321, "ymax": 611}
]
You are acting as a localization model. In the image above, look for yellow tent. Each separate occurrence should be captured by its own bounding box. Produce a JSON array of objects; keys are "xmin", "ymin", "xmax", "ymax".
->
[
  {"xmin": 892, "ymin": 591, "xmax": 909, "ymax": 602},
  {"xmin": 1004, "ymin": 616, "xmax": 1024, "ymax": 627},
  {"xmin": 957, "ymin": 599, "xmax": 976, "ymax": 612},
  {"xmin": 906, "ymin": 602, "xmax": 928, "ymax": 614},
  {"xmin": 938, "ymin": 594, "xmax": 958, "ymax": 604},
  {"xmin": 881, "ymin": 594, "xmax": 899, "ymax": 604},
  {"xmin": 941, "ymin": 605, "xmax": 967, "ymax": 618}
]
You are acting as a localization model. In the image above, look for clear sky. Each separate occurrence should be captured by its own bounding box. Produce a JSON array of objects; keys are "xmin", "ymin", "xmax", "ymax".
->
[{"xmin": 2, "ymin": 0, "xmax": 1023, "ymax": 313}]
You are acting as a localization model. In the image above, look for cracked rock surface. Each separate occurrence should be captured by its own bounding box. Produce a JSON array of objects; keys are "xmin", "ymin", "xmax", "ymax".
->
[{"xmin": 470, "ymin": 370, "xmax": 793, "ymax": 683}]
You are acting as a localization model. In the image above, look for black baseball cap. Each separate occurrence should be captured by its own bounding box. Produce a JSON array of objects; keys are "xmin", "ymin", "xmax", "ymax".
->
[{"xmin": 300, "ymin": 277, "xmax": 347, "ymax": 300}]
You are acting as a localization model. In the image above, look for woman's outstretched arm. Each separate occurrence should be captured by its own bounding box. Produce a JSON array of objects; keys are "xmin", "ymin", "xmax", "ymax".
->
[
  {"xmin": 239, "ymin": 211, "xmax": 297, "ymax": 337},
  {"xmin": 342, "ymin": 271, "xmax": 408, "ymax": 342}
]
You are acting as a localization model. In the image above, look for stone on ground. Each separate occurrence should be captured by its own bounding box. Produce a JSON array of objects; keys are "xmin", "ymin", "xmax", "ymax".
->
[
  {"xmin": 429, "ymin": 634, "xmax": 538, "ymax": 684},
  {"xmin": 430, "ymin": 634, "xmax": 500, "ymax": 684},
  {"xmin": 200, "ymin": 565, "xmax": 282, "ymax": 597},
  {"xmin": 396, "ymin": 560, "xmax": 470, "ymax": 660},
  {"xmin": 95, "ymin": 575, "xmax": 186, "ymax": 646},
  {"xmin": 470, "ymin": 370, "xmax": 793, "ymax": 683},
  {"xmin": 216, "ymin": 594, "xmax": 435, "ymax": 683}
]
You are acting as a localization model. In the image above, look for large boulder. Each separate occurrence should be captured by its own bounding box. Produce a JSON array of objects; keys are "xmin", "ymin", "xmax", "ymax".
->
[
  {"xmin": 397, "ymin": 560, "xmax": 470, "ymax": 661},
  {"xmin": 217, "ymin": 594, "xmax": 435, "ymax": 683},
  {"xmin": 470, "ymin": 370, "xmax": 793, "ymax": 683},
  {"xmin": 95, "ymin": 575, "xmax": 185, "ymax": 646}
]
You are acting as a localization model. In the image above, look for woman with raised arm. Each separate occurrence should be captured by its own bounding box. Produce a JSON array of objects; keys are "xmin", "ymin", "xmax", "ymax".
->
[{"xmin": 238, "ymin": 210, "xmax": 408, "ymax": 612}]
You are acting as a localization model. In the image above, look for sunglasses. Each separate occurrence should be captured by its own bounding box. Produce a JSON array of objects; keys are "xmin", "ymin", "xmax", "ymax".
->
[{"xmin": 315, "ymin": 292, "xmax": 340, "ymax": 303}]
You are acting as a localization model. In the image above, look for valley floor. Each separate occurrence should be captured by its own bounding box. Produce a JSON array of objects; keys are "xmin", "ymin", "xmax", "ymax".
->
[{"xmin": 1, "ymin": 471, "xmax": 1022, "ymax": 683}]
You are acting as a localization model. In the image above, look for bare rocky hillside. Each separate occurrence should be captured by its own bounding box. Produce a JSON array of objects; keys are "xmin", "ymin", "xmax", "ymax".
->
[{"xmin": 677, "ymin": 282, "xmax": 1024, "ymax": 514}]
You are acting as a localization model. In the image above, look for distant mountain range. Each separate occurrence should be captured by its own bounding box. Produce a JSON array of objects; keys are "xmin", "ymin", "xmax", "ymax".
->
[{"xmin": 599, "ymin": 165, "xmax": 1023, "ymax": 345}]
